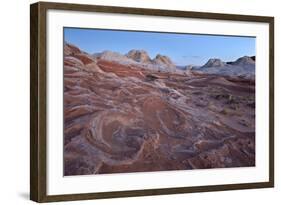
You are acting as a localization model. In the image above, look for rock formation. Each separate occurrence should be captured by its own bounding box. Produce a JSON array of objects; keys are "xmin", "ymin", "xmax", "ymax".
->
[
  {"xmin": 63, "ymin": 42, "xmax": 256, "ymax": 176},
  {"xmin": 202, "ymin": 58, "xmax": 226, "ymax": 67},
  {"xmin": 93, "ymin": 50, "xmax": 135, "ymax": 65},
  {"xmin": 152, "ymin": 54, "xmax": 176, "ymax": 69},
  {"xmin": 193, "ymin": 57, "xmax": 255, "ymax": 79},
  {"xmin": 232, "ymin": 56, "xmax": 255, "ymax": 66},
  {"xmin": 126, "ymin": 49, "xmax": 152, "ymax": 63}
]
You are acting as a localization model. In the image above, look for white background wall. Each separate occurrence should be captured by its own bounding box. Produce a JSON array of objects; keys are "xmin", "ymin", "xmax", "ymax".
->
[{"xmin": 0, "ymin": 0, "xmax": 279, "ymax": 204}]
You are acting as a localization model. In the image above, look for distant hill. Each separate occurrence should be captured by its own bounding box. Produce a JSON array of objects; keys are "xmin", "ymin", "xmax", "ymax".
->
[
  {"xmin": 202, "ymin": 58, "xmax": 226, "ymax": 68},
  {"xmin": 192, "ymin": 56, "xmax": 255, "ymax": 79},
  {"xmin": 68, "ymin": 41, "xmax": 256, "ymax": 79},
  {"xmin": 92, "ymin": 49, "xmax": 178, "ymax": 72},
  {"xmin": 232, "ymin": 56, "xmax": 255, "ymax": 66}
]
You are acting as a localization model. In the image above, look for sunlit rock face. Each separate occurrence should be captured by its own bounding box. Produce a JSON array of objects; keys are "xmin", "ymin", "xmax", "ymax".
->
[
  {"xmin": 63, "ymin": 43, "xmax": 255, "ymax": 176},
  {"xmin": 126, "ymin": 49, "xmax": 152, "ymax": 64}
]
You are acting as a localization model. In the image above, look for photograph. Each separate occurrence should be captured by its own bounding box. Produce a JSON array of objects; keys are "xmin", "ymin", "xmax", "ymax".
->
[{"xmin": 63, "ymin": 28, "xmax": 256, "ymax": 176}]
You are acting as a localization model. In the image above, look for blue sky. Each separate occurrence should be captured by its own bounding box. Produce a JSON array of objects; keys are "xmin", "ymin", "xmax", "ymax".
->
[{"xmin": 64, "ymin": 27, "xmax": 255, "ymax": 66}]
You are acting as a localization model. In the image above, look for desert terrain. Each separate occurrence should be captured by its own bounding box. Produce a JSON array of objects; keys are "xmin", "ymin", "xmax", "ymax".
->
[{"xmin": 63, "ymin": 43, "xmax": 255, "ymax": 176}]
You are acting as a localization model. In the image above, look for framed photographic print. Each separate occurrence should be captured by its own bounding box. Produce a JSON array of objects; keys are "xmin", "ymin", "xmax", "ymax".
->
[{"xmin": 30, "ymin": 1, "xmax": 274, "ymax": 202}]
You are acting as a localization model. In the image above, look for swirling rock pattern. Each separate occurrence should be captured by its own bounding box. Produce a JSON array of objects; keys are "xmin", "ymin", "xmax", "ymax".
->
[{"xmin": 63, "ymin": 43, "xmax": 255, "ymax": 176}]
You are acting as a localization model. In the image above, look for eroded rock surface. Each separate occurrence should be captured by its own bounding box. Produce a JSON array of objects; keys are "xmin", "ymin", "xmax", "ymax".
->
[
  {"xmin": 126, "ymin": 49, "xmax": 152, "ymax": 64},
  {"xmin": 64, "ymin": 43, "xmax": 255, "ymax": 176}
]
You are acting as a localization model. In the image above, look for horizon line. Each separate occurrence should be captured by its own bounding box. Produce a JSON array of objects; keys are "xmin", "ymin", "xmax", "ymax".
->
[{"xmin": 64, "ymin": 41, "xmax": 255, "ymax": 67}]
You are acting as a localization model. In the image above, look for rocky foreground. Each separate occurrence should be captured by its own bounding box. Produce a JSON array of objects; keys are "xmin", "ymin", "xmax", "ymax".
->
[{"xmin": 64, "ymin": 43, "xmax": 255, "ymax": 176}]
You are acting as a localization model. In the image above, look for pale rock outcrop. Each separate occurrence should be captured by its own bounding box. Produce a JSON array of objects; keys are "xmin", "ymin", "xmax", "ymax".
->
[
  {"xmin": 152, "ymin": 54, "xmax": 176, "ymax": 69},
  {"xmin": 232, "ymin": 56, "xmax": 255, "ymax": 66},
  {"xmin": 202, "ymin": 58, "xmax": 226, "ymax": 68},
  {"xmin": 126, "ymin": 49, "xmax": 152, "ymax": 64}
]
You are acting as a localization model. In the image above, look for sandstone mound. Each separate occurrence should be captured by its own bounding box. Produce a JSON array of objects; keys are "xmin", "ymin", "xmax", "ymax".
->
[
  {"xmin": 193, "ymin": 56, "xmax": 255, "ymax": 79},
  {"xmin": 126, "ymin": 49, "xmax": 152, "ymax": 63},
  {"xmin": 232, "ymin": 56, "xmax": 255, "ymax": 66},
  {"xmin": 202, "ymin": 58, "xmax": 226, "ymax": 67},
  {"xmin": 96, "ymin": 50, "xmax": 135, "ymax": 65},
  {"xmin": 152, "ymin": 54, "xmax": 176, "ymax": 68},
  {"xmin": 64, "ymin": 42, "xmax": 81, "ymax": 55},
  {"xmin": 92, "ymin": 49, "xmax": 179, "ymax": 73},
  {"xmin": 64, "ymin": 43, "xmax": 103, "ymax": 73}
]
